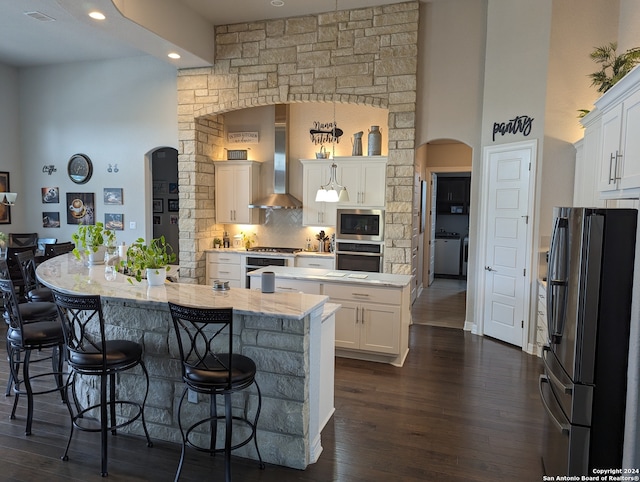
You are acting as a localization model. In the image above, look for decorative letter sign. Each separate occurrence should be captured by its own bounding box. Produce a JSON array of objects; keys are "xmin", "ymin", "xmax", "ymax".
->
[{"xmin": 492, "ymin": 115, "xmax": 534, "ymax": 142}]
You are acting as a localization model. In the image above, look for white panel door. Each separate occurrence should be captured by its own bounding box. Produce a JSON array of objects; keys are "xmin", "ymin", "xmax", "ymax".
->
[{"xmin": 482, "ymin": 146, "xmax": 531, "ymax": 346}]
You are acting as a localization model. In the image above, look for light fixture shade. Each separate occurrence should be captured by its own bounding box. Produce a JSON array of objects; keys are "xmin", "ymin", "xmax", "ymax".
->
[
  {"xmin": 338, "ymin": 187, "xmax": 349, "ymax": 202},
  {"xmin": 325, "ymin": 189, "xmax": 339, "ymax": 203},
  {"xmin": 315, "ymin": 188, "xmax": 328, "ymax": 202},
  {"xmin": 0, "ymin": 192, "xmax": 17, "ymax": 206}
]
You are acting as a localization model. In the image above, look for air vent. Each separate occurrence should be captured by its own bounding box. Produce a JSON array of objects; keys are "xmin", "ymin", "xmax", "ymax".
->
[{"xmin": 24, "ymin": 11, "xmax": 56, "ymax": 22}]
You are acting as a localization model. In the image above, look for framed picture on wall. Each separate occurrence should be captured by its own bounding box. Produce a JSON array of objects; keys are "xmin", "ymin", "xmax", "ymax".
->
[
  {"xmin": 153, "ymin": 181, "xmax": 168, "ymax": 195},
  {"xmin": 170, "ymin": 214, "xmax": 178, "ymax": 225},
  {"xmin": 41, "ymin": 187, "xmax": 60, "ymax": 203},
  {"xmin": 169, "ymin": 183, "xmax": 179, "ymax": 194},
  {"xmin": 66, "ymin": 192, "xmax": 95, "ymax": 225},
  {"xmin": 153, "ymin": 199, "xmax": 163, "ymax": 213},
  {"xmin": 153, "ymin": 215, "xmax": 161, "ymax": 225},
  {"xmin": 104, "ymin": 188, "xmax": 123, "ymax": 205},
  {"xmin": 42, "ymin": 212, "xmax": 60, "ymax": 228},
  {"xmin": 105, "ymin": 213, "xmax": 124, "ymax": 231},
  {"xmin": 0, "ymin": 172, "xmax": 10, "ymax": 224},
  {"xmin": 168, "ymin": 199, "xmax": 179, "ymax": 212}
]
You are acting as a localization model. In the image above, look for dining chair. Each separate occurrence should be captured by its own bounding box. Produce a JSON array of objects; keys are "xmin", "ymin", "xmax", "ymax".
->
[{"xmin": 8, "ymin": 233, "xmax": 38, "ymax": 248}]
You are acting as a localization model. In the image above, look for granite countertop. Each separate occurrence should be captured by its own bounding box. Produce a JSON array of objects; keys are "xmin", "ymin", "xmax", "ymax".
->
[
  {"xmin": 205, "ymin": 248, "xmax": 334, "ymax": 258},
  {"xmin": 36, "ymin": 253, "xmax": 328, "ymax": 320},
  {"xmin": 248, "ymin": 265, "xmax": 412, "ymax": 288}
]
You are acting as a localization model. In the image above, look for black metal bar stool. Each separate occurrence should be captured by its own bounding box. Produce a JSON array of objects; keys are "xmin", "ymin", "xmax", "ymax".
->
[
  {"xmin": 168, "ymin": 303, "xmax": 264, "ymax": 482},
  {"xmin": 0, "ymin": 277, "xmax": 65, "ymax": 435},
  {"xmin": 15, "ymin": 250, "xmax": 53, "ymax": 302},
  {"xmin": 52, "ymin": 291, "xmax": 153, "ymax": 477}
]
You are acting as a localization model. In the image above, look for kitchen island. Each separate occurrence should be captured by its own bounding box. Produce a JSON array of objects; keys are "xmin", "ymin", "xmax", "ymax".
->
[
  {"xmin": 249, "ymin": 266, "xmax": 412, "ymax": 367},
  {"xmin": 36, "ymin": 254, "xmax": 336, "ymax": 470}
]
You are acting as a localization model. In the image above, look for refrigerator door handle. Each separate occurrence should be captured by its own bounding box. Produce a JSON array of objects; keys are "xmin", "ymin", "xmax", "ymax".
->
[
  {"xmin": 547, "ymin": 216, "xmax": 569, "ymax": 343},
  {"xmin": 542, "ymin": 346, "xmax": 573, "ymax": 395},
  {"xmin": 539, "ymin": 374, "xmax": 570, "ymax": 436}
]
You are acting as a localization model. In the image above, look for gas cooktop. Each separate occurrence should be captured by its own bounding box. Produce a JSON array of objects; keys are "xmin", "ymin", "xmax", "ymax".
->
[{"xmin": 247, "ymin": 246, "xmax": 300, "ymax": 254}]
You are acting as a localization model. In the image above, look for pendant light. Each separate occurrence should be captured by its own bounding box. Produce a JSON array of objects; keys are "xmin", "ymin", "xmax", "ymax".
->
[
  {"xmin": 315, "ymin": 163, "xmax": 349, "ymax": 202},
  {"xmin": 315, "ymin": 0, "xmax": 349, "ymax": 203}
]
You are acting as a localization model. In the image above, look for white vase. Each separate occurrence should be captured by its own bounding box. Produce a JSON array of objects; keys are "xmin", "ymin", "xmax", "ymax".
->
[
  {"xmin": 88, "ymin": 246, "xmax": 107, "ymax": 265},
  {"xmin": 146, "ymin": 268, "xmax": 166, "ymax": 286}
]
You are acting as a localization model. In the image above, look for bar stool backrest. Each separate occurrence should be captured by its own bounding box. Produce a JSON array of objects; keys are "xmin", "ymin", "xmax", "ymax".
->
[
  {"xmin": 15, "ymin": 250, "xmax": 40, "ymax": 293},
  {"xmin": 52, "ymin": 292, "xmax": 108, "ymax": 372},
  {"xmin": 0, "ymin": 277, "xmax": 25, "ymax": 331},
  {"xmin": 168, "ymin": 304, "xmax": 235, "ymax": 391}
]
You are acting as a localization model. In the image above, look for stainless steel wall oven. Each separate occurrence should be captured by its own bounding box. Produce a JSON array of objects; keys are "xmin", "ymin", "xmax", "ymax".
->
[{"xmin": 335, "ymin": 241, "xmax": 383, "ymax": 273}]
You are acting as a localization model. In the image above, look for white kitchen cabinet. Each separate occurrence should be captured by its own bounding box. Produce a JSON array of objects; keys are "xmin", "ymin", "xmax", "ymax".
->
[
  {"xmin": 206, "ymin": 251, "xmax": 243, "ymax": 288},
  {"xmin": 295, "ymin": 256, "xmax": 334, "ymax": 270},
  {"xmin": 335, "ymin": 157, "xmax": 387, "ymax": 207},
  {"xmin": 574, "ymin": 111, "xmax": 606, "ymax": 207},
  {"xmin": 214, "ymin": 161, "xmax": 260, "ymax": 224},
  {"xmin": 323, "ymin": 283, "xmax": 401, "ymax": 356},
  {"xmin": 592, "ymin": 66, "xmax": 640, "ymax": 199},
  {"xmin": 300, "ymin": 160, "xmax": 337, "ymax": 227}
]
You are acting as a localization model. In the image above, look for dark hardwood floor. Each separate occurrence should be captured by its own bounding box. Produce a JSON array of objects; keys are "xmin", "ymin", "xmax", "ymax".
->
[{"xmin": 0, "ymin": 303, "xmax": 545, "ymax": 481}]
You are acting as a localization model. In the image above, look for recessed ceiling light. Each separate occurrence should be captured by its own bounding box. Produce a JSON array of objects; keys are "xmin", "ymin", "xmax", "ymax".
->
[
  {"xmin": 271, "ymin": 0, "xmax": 284, "ymax": 6},
  {"xmin": 88, "ymin": 11, "xmax": 106, "ymax": 20},
  {"xmin": 168, "ymin": 52, "xmax": 181, "ymax": 60}
]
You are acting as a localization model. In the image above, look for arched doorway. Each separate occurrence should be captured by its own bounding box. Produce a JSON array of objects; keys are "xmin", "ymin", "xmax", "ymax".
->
[
  {"xmin": 151, "ymin": 147, "xmax": 179, "ymax": 263},
  {"xmin": 412, "ymin": 139, "xmax": 472, "ymax": 330}
]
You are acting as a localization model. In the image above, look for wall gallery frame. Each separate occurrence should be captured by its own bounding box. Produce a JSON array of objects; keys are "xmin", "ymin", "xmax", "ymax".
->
[
  {"xmin": 153, "ymin": 199, "xmax": 163, "ymax": 213},
  {"xmin": 0, "ymin": 172, "xmax": 11, "ymax": 224},
  {"xmin": 168, "ymin": 199, "xmax": 179, "ymax": 212},
  {"xmin": 66, "ymin": 192, "xmax": 95, "ymax": 225}
]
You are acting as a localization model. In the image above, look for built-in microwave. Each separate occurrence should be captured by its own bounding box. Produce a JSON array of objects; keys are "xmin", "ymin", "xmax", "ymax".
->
[{"xmin": 336, "ymin": 209, "xmax": 384, "ymax": 242}]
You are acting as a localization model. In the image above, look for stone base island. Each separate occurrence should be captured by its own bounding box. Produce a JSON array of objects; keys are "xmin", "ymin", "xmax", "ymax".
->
[{"xmin": 36, "ymin": 254, "xmax": 337, "ymax": 470}]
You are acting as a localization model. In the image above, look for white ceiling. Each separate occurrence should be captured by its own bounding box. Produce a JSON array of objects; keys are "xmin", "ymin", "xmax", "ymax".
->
[{"xmin": 0, "ymin": 0, "xmax": 413, "ymax": 69}]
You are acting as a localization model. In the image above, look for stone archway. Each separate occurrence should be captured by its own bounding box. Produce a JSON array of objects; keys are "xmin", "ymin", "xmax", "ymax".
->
[{"xmin": 176, "ymin": 2, "xmax": 419, "ymax": 283}]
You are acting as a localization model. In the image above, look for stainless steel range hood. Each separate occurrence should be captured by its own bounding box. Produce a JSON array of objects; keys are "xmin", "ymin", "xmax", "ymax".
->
[{"xmin": 248, "ymin": 104, "xmax": 303, "ymax": 209}]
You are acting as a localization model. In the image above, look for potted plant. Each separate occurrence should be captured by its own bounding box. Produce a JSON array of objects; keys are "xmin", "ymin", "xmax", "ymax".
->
[
  {"xmin": 213, "ymin": 237, "xmax": 222, "ymax": 249},
  {"xmin": 72, "ymin": 222, "xmax": 116, "ymax": 265},
  {"xmin": 125, "ymin": 236, "xmax": 176, "ymax": 285}
]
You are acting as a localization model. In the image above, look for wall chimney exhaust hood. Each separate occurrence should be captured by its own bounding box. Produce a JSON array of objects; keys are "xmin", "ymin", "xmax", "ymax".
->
[{"xmin": 248, "ymin": 104, "xmax": 303, "ymax": 209}]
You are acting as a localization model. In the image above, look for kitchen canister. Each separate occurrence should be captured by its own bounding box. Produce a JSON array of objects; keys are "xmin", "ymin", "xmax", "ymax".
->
[
  {"xmin": 368, "ymin": 126, "xmax": 382, "ymax": 156},
  {"xmin": 261, "ymin": 271, "xmax": 275, "ymax": 293}
]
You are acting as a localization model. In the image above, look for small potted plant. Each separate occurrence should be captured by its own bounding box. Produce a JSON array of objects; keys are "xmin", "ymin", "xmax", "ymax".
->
[
  {"xmin": 125, "ymin": 236, "xmax": 176, "ymax": 285},
  {"xmin": 72, "ymin": 222, "xmax": 116, "ymax": 265},
  {"xmin": 213, "ymin": 237, "xmax": 222, "ymax": 249}
]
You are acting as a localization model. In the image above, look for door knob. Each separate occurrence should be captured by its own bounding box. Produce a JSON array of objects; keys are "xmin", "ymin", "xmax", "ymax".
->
[{"xmin": 485, "ymin": 266, "xmax": 496, "ymax": 272}]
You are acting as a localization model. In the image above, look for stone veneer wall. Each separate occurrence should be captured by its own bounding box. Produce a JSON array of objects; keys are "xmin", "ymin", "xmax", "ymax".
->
[{"xmin": 176, "ymin": 1, "xmax": 419, "ymax": 283}]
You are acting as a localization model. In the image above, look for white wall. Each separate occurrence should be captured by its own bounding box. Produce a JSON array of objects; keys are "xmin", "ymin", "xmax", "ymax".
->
[
  {"xmin": 17, "ymin": 56, "xmax": 178, "ymax": 246},
  {"xmin": 0, "ymin": 63, "xmax": 23, "ymax": 232}
]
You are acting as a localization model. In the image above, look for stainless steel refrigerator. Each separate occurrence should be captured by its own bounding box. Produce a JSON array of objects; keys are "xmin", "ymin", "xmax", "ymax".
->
[{"xmin": 540, "ymin": 207, "xmax": 637, "ymax": 476}]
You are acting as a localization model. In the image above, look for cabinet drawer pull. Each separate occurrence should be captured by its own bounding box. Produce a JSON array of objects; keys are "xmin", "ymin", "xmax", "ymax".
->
[{"xmin": 352, "ymin": 293, "xmax": 370, "ymax": 298}]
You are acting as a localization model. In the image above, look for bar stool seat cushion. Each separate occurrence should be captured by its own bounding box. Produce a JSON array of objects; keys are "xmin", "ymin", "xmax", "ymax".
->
[
  {"xmin": 186, "ymin": 354, "xmax": 256, "ymax": 389},
  {"xmin": 18, "ymin": 302, "xmax": 58, "ymax": 321},
  {"xmin": 27, "ymin": 287, "xmax": 54, "ymax": 303},
  {"xmin": 7, "ymin": 321, "xmax": 64, "ymax": 347},
  {"xmin": 69, "ymin": 340, "xmax": 143, "ymax": 372}
]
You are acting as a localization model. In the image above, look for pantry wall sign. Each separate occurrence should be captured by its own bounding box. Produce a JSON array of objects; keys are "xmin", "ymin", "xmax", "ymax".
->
[{"xmin": 493, "ymin": 115, "xmax": 534, "ymax": 142}]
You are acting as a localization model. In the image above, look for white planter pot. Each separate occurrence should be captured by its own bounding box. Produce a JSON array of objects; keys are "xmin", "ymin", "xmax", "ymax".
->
[
  {"xmin": 88, "ymin": 246, "xmax": 107, "ymax": 265},
  {"xmin": 146, "ymin": 268, "xmax": 166, "ymax": 286}
]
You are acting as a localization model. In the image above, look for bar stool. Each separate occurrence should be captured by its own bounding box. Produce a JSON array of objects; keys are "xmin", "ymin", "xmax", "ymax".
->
[
  {"xmin": 168, "ymin": 303, "xmax": 264, "ymax": 482},
  {"xmin": 1, "ymin": 259, "xmax": 60, "ymax": 397},
  {"xmin": 15, "ymin": 250, "xmax": 53, "ymax": 302},
  {"xmin": 0, "ymin": 277, "xmax": 65, "ymax": 435},
  {"xmin": 52, "ymin": 291, "xmax": 153, "ymax": 477}
]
